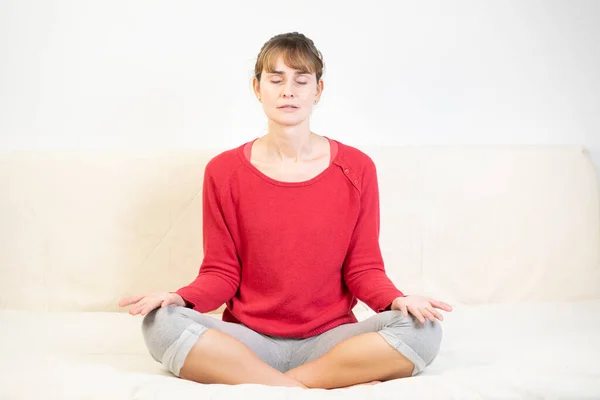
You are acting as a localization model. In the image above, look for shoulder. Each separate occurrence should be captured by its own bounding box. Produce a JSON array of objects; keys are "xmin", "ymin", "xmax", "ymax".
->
[
  {"xmin": 203, "ymin": 144, "xmax": 245, "ymax": 190},
  {"xmin": 335, "ymin": 140, "xmax": 378, "ymax": 176},
  {"xmin": 205, "ymin": 145, "xmax": 243, "ymax": 174}
]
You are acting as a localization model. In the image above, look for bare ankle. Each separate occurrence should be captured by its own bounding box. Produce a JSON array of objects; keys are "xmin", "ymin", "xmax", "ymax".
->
[
  {"xmin": 283, "ymin": 370, "xmax": 303, "ymax": 387},
  {"xmin": 180, "ymin": 329, "xmax": 307, "ymax": 387}
]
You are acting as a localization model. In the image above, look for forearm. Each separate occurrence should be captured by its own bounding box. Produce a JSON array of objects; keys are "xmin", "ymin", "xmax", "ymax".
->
[
  {"xmin": 175, "ymin": 273, "xmax": 238, "ymax": 313},
  {"xmin": 346, "ymin": 270, "xmax": 404, "ymax": 312}
]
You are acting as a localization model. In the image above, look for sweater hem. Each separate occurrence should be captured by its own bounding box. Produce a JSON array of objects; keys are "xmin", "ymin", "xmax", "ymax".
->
[
  {"xmin": 303, "ymin": 314, "xmax": 358, "ymax": 338},
  {"xmin": 222, "ymin": 309, "xmax": 359, "ymax": 339}
]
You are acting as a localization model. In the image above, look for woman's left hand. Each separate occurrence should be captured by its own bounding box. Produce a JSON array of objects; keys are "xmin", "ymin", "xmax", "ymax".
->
[{"xmin": 391, "ymin": 295, "xmax": 453, "ymax": 324}]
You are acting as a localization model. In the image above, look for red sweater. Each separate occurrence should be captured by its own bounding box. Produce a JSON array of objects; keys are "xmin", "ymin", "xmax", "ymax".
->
[{"xmin": 175, "ymin": 136, "xmax": 404, "ymax": 338}]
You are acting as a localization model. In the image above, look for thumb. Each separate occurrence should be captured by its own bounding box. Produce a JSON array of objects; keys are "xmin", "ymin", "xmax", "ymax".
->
[{"xmin": 161, "ymin": 299, "xmax": 169, "ymax": 307}]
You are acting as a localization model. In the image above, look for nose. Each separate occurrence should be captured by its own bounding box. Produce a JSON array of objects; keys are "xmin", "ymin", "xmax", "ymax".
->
[{"xmin": 281, "ymin": 81, "xmax": 295, "ymax": 98}]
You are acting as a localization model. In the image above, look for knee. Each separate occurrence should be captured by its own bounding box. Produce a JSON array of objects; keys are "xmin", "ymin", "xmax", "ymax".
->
[
  {"xmin": 141, "ymin": 304, "xmax": 176, "ymax": 336},
  {"xmin": 141, "ymin": 305, "xmax": 186, "ymax": 362},
  {"xmin": 421, "ymin": 318, "xmax": 443, "ymax": 363},
  {"xmin": 384, "ymin": 310, "xmax": 443, "ymax": 366}
]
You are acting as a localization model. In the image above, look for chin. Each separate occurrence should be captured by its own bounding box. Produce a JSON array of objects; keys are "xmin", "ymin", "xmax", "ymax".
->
[{"xmin": 269, "ymin": 115, "xmax": 308, "ymax": 127}]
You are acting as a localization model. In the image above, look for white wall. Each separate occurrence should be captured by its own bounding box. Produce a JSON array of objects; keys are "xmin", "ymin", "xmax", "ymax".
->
[{"xmin": 0, "ymin": 0, "xmax": 599, "ymax": 175}]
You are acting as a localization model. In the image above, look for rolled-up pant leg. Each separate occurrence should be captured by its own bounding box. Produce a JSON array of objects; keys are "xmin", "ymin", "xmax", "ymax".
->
[
  {"xmin": 287, "ymin": 311, "xmax": 443, "ymax": 376},
  {"xmin": 141, "ymin": 305, "xmax": 290, "ymax": 377}
]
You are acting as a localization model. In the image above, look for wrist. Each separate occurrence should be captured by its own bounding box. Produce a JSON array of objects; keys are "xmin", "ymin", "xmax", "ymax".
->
[
  {"xmin": 390, "ymin": 295, "xmax": 407, "ymax": 311},
  {"xmin": 170, "ymin": 293, "xmax": 186, "ymax": 307}
]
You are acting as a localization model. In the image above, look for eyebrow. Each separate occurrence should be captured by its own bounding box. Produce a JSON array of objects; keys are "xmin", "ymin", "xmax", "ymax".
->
[{"xmin": 267, "ymin": 70, "xmax": 310, "ymax": 76}]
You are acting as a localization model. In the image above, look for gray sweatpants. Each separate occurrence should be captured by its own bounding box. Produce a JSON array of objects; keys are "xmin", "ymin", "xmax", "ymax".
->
[{"xmin": 141, "ymin": 306, "xmax": 442, "ymax": 378}]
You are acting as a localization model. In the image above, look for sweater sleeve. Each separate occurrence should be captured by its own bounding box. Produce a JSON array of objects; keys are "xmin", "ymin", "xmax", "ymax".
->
[
  {"xmin": 342, "ymin": 159, "xmax": 405, "ymax": 313},
  {"xmin": 174, "ymin": 162, "xmax": 241, "ymax": 313}
]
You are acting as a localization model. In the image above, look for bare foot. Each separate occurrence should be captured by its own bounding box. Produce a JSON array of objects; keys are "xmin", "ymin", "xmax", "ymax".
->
[{"xmin": 343, "ymin": 380, "xmax": 382, "ymax": 388}]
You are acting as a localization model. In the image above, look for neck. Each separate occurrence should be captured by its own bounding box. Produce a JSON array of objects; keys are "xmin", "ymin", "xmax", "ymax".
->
[{"xmin": 262, "ymin": 120, "xmax": 317, "ymax": 163}]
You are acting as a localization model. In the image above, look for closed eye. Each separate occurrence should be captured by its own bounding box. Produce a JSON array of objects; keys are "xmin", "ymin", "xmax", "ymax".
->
[{"xmin": 270, "ymin": 81, "xmax": 308, "ymax": 85}]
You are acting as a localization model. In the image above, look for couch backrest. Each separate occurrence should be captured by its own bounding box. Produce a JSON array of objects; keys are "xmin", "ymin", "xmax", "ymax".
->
[
  {"xmin": 370, "ymin": 145, "xmax": 600, "ymax": 305},
  {"xmin": 1, "ymin": 145, "xmax": 598, "ymax": 312}
]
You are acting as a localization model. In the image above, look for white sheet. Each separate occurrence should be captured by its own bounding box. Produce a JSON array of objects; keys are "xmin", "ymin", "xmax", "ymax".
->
[{"xmin": 2, "ymin": 301, "xmax": 600, "ymax": 399}]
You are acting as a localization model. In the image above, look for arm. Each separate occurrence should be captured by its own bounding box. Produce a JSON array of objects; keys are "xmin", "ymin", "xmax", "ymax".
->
[
  {"xmin": 342, "ymin": 159, "xmax": 405, "ymax": 313},
  {"xmin": 173, "ymin": 163, "xmax": 241, "ymax": 313}
]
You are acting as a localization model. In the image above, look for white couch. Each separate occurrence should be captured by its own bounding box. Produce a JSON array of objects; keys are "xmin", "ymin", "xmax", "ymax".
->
[{"xmin": 1, "ymin": 144, "xmax": 600, "ymax": 399}]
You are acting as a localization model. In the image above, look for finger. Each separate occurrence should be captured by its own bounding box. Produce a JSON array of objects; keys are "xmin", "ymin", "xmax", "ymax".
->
[
  {"xmin": 128, "ymin": 301, "xmax": 142, "ymax": 314},
  {"xmin": 408, "ymin": 305, "xmax": 426, "ymax": 324},
  {"xmin": 421, "ymin": 308, "xmax": 435, "ymax": 322},
  {"xmin": 129, "ymin": 301, "xmax": 147, "ymax": 315},
  {"xmin": 430, "ymin": 299, "xmax": 453, "ymax": 312},
  {"xmin": 140, "ymin": 299, "xmax": 162, "ymax": 316},
  {"xmin": 400, "ymin": 303, "xmax": 409, "ymax": 318},
  {"xmin": 428, "ymin": 307, "xmax": 444, "ymax": 321},
  {"xmin": 421, "ymin": 308, "xmax": 436, "ymax": 322},
  {"xmin": 119, "ymin": 295, "xmax": 144, "ymax": 307},
  {"xmin": 135, "ymin": 304, "xmax": 149, "ymax": 316},
  {"xmin": 129, "ymin": 305, "xmax": 142, "ymax": 315},
  {"xmin": 140, "ymin": 303, "xmax": 159, "ymax": 316}
]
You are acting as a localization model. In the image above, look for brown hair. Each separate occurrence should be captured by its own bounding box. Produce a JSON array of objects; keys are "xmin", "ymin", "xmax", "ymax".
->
[{"xmin": 254, "ymin": 32, "xmax": 324, "ymax": 83}]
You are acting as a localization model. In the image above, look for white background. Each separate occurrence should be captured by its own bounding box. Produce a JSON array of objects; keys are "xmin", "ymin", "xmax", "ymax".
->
[{"xmin": 1, "ymin": 0, "xmax": 598, "ymax": 177}]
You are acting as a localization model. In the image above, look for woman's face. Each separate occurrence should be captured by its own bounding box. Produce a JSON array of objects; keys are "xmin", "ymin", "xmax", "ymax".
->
[{"xmin": 254, "ymin": 55, "xmax": 323, "ymax": 127}]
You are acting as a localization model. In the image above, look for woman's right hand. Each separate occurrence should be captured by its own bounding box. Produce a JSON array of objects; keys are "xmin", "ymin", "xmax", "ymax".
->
[{"xmin": 118, "ymin": 292, "xmax": 186, "ymax": 316}]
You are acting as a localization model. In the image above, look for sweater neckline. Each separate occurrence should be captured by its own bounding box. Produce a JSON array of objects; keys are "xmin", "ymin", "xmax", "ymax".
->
[{"xmin": 237, "ymin": 136, "xmax": 342, "ymax": 187}]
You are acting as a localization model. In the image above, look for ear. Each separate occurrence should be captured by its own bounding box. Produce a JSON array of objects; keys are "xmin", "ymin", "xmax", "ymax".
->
[
  {"xmin": 252, "ymin": 77, "xmax": 261, "ymax": 100},
  {"xmin": 315, "ymin": 78, "xmax": 324, "ymax": 102}
]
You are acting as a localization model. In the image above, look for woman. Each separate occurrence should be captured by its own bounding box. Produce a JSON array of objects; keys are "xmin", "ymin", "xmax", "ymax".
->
[{"xmin": 119, "ymin": 32, "xmax": 452, "ymax": 390}]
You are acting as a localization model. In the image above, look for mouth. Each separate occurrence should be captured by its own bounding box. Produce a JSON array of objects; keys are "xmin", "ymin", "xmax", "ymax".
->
[{"xmin": 277, "ymin": 105, "xmax": 299, "ymax": 109}]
